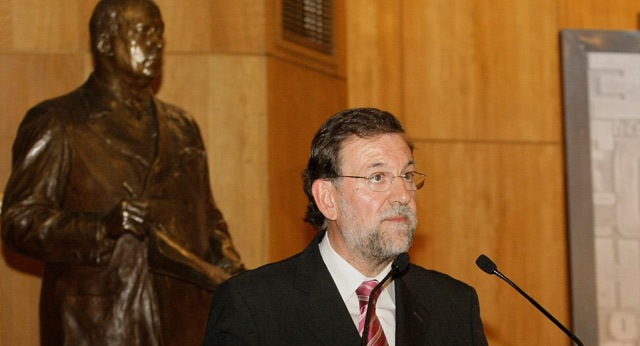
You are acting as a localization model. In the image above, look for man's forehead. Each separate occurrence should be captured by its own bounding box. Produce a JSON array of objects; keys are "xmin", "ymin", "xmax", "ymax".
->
[{"xmin": 339, "ymin": 133, "xmax": 413, "ymax": 169}]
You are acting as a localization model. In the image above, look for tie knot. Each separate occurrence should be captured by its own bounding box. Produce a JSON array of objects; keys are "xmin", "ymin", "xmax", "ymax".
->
[{"xmin": 356, "ymin": 280, "xmax": 380, "ymax": 306}]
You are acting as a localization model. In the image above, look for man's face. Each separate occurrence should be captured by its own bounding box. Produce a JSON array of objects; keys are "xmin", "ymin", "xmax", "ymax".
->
[
  {"xmin": 111, "ymin": 2, "xmax": 164, "ymax": 82},
  {"xmin": 331, "ymin": 133, "xmax": 418, "ymax": 265}
]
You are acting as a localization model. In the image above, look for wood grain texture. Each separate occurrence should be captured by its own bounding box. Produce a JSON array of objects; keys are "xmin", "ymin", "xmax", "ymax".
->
[
  {"xmin": 402, "ymin": 0, "xmax": 562, "ymax": 143},
  {"xmin": 0, "ymin": 52, "xmax": 90, "ymax": 346},
  {"xmin": 343, "ymin": 1, "xmax": 579, "ymax": 345},
  {"xmin": 0, "ymin": 246, "xmax": 42, "ymax": 346},
  {"xmin": 208, "ymin": 0, "xmax": 266, "ymax": 53},
  {"xmin": 411, "ymin": 141, "xmax": 569, "ymax": 345},
  {"xmin": 157, "ymin": 53, "xmax": 269, "ymax": 269},
  {"xmin": 0, "ymin": 53, "xmax": 90, "ymax": 191},
  {"xmin": 156, "ymin": 0, "xmax": 266, "ymax": 53},
  {"xmin": 345, "ymin": 0, "xmax": 403, "ymax": 115},
  {"xmin": 267, "ymin": 56, "xmax": 347, "ymax": 262},
  {"xmin": 11, "ymin": 0, "xmax": 83, "ymax": 52},
  {"xmin": 0, "ymin": 0, "xmax": 12, "ymax": 49},
  {"xmin": 559, "ymin": 0, "xmax": 640, "ymax": 29}
]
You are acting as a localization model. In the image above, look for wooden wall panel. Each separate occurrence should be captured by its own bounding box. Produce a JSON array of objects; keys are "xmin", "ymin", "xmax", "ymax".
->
[
  {"xmin": 208, "ymin": 0, "xmax": 266, "ymax": 53},
  {"xmin": 559, "ymin": 0, "xmax": 640, "ymax": 29},
  {"xmin": 0, "ymin": 249, "xmax": 41, "ymax": 346},
  {"xmin": 11, "ymin": 0, "xmax": 84, "ymax": 52},
  {"xmin": 267, "ymin": 56, "xmax": 347, "ymax": 262},
  {"xmin": 156, "ymin": 0, "xmax": 265, "ymax": 53},
  {"xmin": 345, "ymin": 0, "xmax": 403, "ymax": 115},
  {"xmin": 402, "ymin": 0, "xmax": 562, "ymax": 142},
  {"xmin": 0, "ymin": 53, "xmax": 91, "ymax": 190},
  {"xmin": 344, "ymin": 1, "xmax": 574, "ymax": 345},
  {"xmin": 0, "ymin": 53, "xmax": 91, "ymax": 346},
  {"xmin": 80, "ymin": 1, "xmax": 100, "ymax": 50},
  {"xmin": 155, "ymin": 0, "xmax": 215, "ymax": 52},
  {"xmin": 401, "ymin": 1, "xmax": 476, "ymax": 140},
  {"xmin": 0, "ymin": 0, "xmax": 12, "ymax": 49},
  {"xmin": 411, "ymin": 142, "xmax": 569, "ymax": 345},
  {"xmin": 156, "ymin": 54, "xmax": 268, "ymax": 269},
  {"xmin": 206, "ymin": 56, "xmax": 268, "ymax": 268}
]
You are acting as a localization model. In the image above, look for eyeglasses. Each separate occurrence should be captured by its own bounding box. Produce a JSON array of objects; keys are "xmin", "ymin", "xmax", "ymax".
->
[{"xmin": 338, "ymin": 171, "xmax": 427, "ymax": 192}]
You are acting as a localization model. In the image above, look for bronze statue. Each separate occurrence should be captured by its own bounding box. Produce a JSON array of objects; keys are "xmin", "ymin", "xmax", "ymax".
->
[{"xmin": 0, "ymin": 0, "xmax": 244, "ymax": 345}]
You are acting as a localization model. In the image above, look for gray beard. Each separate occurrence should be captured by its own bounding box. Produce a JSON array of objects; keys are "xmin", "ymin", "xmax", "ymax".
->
[{"xmin": 339, "ymin": 200, "xmax": 417, "ymax": 267}]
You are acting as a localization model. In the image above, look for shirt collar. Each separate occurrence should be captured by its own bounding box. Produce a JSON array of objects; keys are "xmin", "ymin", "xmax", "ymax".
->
[{"xmin": 318, "ymin": 231, "xmax": 394, "ymax": 304}]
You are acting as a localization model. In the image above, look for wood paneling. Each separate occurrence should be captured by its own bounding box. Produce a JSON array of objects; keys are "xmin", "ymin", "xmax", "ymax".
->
[
  {"xmin": 411, "ymin": 141, "xmax": 569, "ymax": 345},
  {"xmin": 343, "ymin": 1, "xmax": 585, "ymax": 345},
  {"xmin": 156, "ymin": 0, "xmax": 265, "ymax": 53},
  {"xmin": 345, "ymin": 0, "xmax": 403, "ymax": 115},
  {"xmin": 0, "ymin": 247, "xmax": 42, "ymax": 346},
  {"xmin": 267, "ymin": 56, "xmax": 347, "ymax": 262},
  {"xmin": 208, "ymin": 0, "xmax": 266, "ymax": 53},
  {"xmin": 402, "ymin": 0, "xmax": 562, "ymax": 142},
  {"xmin": 0, "ymin": 0, "xmax": 12, "ymax": 49},
  {"xmin": 559, "ymin": 0, "xmax": 640, "ymax": 29},
  {"xmin": 0, "ymin": 52, "xmax": 90, "ymax": 346},
  {"xmin": 11, "ymin": 0, "xmax": 83, "ymax": 52},
  {"xmin": 0, "ymin": 53, "xmax": 91, "ymax": 190},
  {"xmin": 155, "ymin": 0, "xmax": 214, "ymax": 52},
  {"xmin": 206, "ymin": 55, "xmax": 268, "ymax": 268},
  {"xmin": 157, "ymin": 54, "xmax": 269, "ymax": 269}
]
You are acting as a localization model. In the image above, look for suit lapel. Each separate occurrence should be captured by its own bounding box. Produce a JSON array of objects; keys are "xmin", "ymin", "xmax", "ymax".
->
[
  {"xmin": 395, "ymin": 269, "xmax": 430, "ymax": 346},
  {"xmin": 293, "ymin": 232, "xmax": 362, "ymax": 346}
]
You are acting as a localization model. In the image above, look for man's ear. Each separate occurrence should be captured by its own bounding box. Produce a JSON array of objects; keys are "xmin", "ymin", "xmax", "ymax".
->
[
  {"xmin": 96, "ymin": 32, "xmax": 114, "ymax": 57},
  {"xmin": 311, "ymin": 179, "xmax": 338, "ymax": 221}
]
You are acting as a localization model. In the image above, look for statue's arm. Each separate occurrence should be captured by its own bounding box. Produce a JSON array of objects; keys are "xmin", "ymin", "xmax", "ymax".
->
[{"xmin": 1, "ymin": 110, "xmax": 115, "ymax": 264}]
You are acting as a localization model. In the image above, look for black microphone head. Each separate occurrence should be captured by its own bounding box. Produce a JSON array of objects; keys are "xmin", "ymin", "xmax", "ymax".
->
[
  {"xmin": 476, "ymin": 254, "xmax": 497, "ymax": 275},
  {"xmin": 392, "ymin": 253, "xmax": 410, "ymax": 274}
]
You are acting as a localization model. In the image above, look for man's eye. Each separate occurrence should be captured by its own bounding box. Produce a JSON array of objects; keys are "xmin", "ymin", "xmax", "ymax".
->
[
  {"xmin": 369, "ymin": 173, "xmax": 385, "ymax": 183},
  {"xmin": 401, "ymin": 172, "xmax": 415, "ymax": 182}
]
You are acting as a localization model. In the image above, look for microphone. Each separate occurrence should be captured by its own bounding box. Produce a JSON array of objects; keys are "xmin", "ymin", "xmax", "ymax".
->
[
  {"xmin": 476, "ymin": 254, "xmax": 584, "ymax": 346},
  {"xmin": 361, "ymin": 253, "xmax": 410, "ymax": 346}
]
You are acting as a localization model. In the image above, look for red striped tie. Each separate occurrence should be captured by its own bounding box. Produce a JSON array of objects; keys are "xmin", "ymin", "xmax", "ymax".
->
[{"xmin": 357, "ymin": 280, "xmax": 389, "ymax": 346}]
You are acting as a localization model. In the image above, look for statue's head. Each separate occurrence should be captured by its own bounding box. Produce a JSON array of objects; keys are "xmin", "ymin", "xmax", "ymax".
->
[{"xmin": 90, "ymin": 0, "xmax": 164, "ymax": 85}]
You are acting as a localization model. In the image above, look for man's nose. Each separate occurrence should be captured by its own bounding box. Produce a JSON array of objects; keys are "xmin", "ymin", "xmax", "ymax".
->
[{"xmin": 388, "ymin": 176, "xmax": 411, "ymax": 205}]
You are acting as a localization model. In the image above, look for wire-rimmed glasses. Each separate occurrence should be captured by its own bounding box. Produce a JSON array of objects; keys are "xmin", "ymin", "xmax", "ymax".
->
[{"xmin": 338, "ymin": 171, "xmax": 427, "ymax": 192}]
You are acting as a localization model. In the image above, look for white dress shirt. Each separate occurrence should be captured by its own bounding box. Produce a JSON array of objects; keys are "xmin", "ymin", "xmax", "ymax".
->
[{"xmin": 318, "ymin": 232, "xmax": 396, "ymax": 346}]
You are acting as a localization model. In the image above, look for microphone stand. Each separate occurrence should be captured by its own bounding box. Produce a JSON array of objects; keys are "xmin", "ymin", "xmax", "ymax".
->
[
  {"xmin": 361, "ymin": 253, "xmax": 409, "ymax": 346},
  {"xmin": 476, "ymin": 255, "xmax": 584, "ymax": 346}
]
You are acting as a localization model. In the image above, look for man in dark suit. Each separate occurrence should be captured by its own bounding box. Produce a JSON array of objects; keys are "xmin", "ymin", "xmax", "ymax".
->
[
  {"xmin": 1, "ymin": 0, "xmax": 243, "ymax": 345},
  {"xmin": 202, "ymin": 108, "xmax": 488, "ymax": 345}
]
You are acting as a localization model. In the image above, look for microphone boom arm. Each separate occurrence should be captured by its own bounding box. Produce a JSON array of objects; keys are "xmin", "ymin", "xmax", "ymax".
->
[
  {"xmin": 492, "ymin": 270, "xmax": 584, "ymax": 346},
  {"xmin": 476, "ymin": 255, "xmax": 584, "ymax": 346},
  {"xmin": 361, "ymin": 253, "xmax": 410, "ymax": 346}
]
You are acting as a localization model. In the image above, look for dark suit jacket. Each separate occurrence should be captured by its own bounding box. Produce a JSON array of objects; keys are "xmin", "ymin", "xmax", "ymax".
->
[{"xmin": 203, "ymin": 231, "xmax": 488, "ymax": 345}]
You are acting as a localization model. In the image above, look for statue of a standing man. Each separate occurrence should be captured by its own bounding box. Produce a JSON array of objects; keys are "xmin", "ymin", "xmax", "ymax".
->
[{"xmin": 1, "ymin": 0, "xmax": 244, "ymax": 345}]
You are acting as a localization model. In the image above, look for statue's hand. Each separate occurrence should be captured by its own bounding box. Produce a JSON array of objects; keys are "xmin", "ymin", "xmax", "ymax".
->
[{"xmin": 105, "ymin": 197, "xmax": 150, "ymax": 240}]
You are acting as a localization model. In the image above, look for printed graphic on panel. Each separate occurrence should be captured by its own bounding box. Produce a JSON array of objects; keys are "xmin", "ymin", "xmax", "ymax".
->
[{"xmin": 588, "ymin": 52, "xmax": 640, "ymax": 346}]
